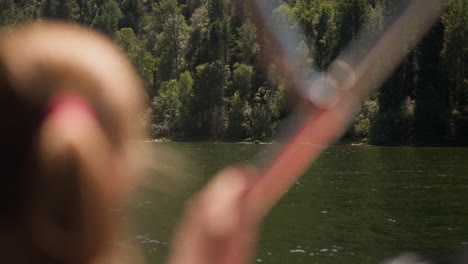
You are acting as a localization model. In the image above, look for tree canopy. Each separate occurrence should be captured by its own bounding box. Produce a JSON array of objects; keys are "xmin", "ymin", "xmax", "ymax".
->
[{"xmin": 2, "ymin": 0, "xmax": 466, "ymax": 145}]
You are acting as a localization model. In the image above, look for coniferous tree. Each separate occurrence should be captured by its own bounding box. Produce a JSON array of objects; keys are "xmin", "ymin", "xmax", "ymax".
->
[{"xmin": 1, "ymin": 0, "xmax": 465, "ymax": 144}]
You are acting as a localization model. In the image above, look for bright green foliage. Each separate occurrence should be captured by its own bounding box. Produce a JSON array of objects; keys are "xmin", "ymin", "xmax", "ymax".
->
[
  {"xmin": 226, "ymin": 64, "xmax": 254, "ymax": 139},
  {"xmin": 185, "ymin": 5, "xmax": 210, "ymax": 70},
  {"xmin": 154, "ymin": 9, "xmax": 189, "ymax": 82},
  {"xmin": 353, "ymin": 98, "xmax": 378, "ymax": 139},
  {"xmin": 251, "ymin": 86, "xmax": 273, "ymax": 139},
  {"xmin": 150, "ymin": 80, "xmax": 182, "ymax": 137},
  {"xmin": 153, "ymin": 0, "xmax": 181, "ymax": 32},
  {"xmin": 114, "ymin": 28, "xmax": 156, "ymax": 96},
  {"xmin": 148, "ymin": 71, "xmax": 195, "ymax": 138},
  {"xmin": 363, "ymin": 0, "xmax": 384, "ymax": 43},
  {"xmin": 232, "ymin": 64, "xmax": 253, "ymax": 98},
  {"xmin": 190, "ymin": 5, "xmax": 209, "ymax": 29},
  {"xmin": 0, "ymin": 0, "xmax": 16, "ymax": 26},
  {"xmin": 153, "ymin": 0, "xmax": 189, "ymax": 82},
  {"xmin": 0, "ymin": 0, "xmax": 36, "ymax": 26},
  {"xmin": 92, "ymin": 0, "xmax": 123, "ymax": 35},
  {"xmin": 235, "ymin": 21, "xmax": 259, "ymax": 65},
  {"xmin": 226, "ymin": 91, "xmax": 246, "ymax": 139},
  {"xmin": 292, "ymin": 1, "xmax": 337, "ymax": 69},
  {"xmin": 177, "ymin": 71, "xmax": 196, "ymax": 135},
  {"xmin": 268, "ymin": 81, "xmax": 288, "ymax": 123},
  {"xmin": 1, "ymin": 0, "xmax": 466, "ymax": 145}
]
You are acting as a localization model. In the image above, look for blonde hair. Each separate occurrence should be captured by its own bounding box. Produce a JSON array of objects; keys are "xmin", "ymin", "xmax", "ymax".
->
[{"xmin": 0, "ymin": 22, "xmax": 146, "ymax": 264}]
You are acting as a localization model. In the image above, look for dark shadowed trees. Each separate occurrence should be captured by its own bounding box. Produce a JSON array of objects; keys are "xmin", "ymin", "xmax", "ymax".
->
[{"xmin": 1, "ymin": 0, "xmax": 465, "ymax": 144}]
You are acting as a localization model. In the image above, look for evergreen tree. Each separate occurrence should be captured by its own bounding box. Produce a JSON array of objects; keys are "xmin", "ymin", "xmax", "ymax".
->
[
  {"xmin": 92, "ymin": 0, "xmax": 123, "ymax": 36},
  {"xmin": 1, "ymin": 0, "xmax": 465, "ymax": 144},
  {"xmin": 154, "ymin": 8, "xmax": 189, "ymax": 82}
]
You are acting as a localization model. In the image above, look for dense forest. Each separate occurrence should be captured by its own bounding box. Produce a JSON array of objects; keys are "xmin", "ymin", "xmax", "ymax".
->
[{"xmin": 1, "ymin": 0, "xmax": 466, "ymax": 145}]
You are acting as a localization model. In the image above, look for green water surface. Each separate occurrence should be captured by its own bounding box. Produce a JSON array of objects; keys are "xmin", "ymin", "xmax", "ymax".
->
[{"xmin": 127, "ymin": 143, "xmax": 468, "ymax": 264}]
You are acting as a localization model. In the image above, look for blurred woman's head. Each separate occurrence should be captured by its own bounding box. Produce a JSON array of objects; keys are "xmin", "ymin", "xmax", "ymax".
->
[{"xmin": 0, "ymin": 22, "xmax": 146, "ymax": 264}]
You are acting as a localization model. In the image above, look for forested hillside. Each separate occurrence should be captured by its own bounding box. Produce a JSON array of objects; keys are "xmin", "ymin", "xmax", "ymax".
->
[{"xmin": 1, "ymin": 0, "xmax": 466, "ymax": 145}]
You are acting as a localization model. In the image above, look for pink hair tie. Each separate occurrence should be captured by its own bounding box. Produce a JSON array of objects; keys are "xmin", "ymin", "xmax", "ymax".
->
[{"xmin": 43, "ymin": 92, "xmax": 97, "ymax": 121}]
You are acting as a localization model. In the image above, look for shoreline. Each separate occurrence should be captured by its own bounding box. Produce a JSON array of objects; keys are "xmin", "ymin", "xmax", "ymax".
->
[{"xmin": 139, "ymin": 139, "xmax": 468, "ymax": 148}]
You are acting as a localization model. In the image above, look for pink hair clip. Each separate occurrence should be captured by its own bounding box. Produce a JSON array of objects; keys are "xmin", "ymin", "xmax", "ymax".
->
[{"xmin": 42, "ymin": 92, "xmax": 97, "ymax": 122}]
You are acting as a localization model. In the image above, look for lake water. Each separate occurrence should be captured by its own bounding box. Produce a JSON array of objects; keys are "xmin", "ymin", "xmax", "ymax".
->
[{"xmin": 126, "ymin": 143, "xmax": 468, "ymax": 264}]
